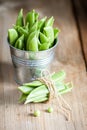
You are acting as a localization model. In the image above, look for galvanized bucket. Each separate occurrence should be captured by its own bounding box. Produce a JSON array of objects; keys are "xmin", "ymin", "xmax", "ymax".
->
[{"xmin": 9, "ymin": 41, "xmax": 58, "ymax": 85}]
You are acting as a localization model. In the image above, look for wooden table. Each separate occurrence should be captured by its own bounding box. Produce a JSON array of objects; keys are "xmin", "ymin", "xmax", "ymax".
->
[{"xmin": 0, "ymin": 0, "xmax": 87, "ymax": 129}]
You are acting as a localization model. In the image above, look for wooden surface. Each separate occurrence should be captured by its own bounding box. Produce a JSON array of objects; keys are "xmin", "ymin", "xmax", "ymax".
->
[{"xmin": 0, "ymin": 0, "xmax": 87, "ymax": 130}]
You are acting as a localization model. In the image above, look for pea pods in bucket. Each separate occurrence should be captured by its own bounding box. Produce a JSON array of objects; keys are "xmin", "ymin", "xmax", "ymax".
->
[{"xmin": 8, "ymin": 9, "xmax": 60, "ymax": 84}]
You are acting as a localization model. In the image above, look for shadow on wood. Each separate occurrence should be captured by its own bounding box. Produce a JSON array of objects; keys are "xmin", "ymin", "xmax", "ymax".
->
[{"xmin": 0, "ymin": 62, "xmax": 15, "ymax": 84}]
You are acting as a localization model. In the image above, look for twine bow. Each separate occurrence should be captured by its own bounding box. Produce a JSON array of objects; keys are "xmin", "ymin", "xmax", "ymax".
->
[{"xmin": 38, "ymin": 70, "xmax": 72, "ymax": 121}]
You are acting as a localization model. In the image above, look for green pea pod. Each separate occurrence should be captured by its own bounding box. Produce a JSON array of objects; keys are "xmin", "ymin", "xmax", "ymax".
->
[
  {"xmin": 27, "ymin": 31, "xmax": 36, "ymax": 49},
  {"xmin": 13, "ymin": 24, "xmax": 19, "ymax": 31},
  {"xmin": 18, "ymin": 86, "xmax": 33, "ymax": 94},
  {"xmin": 8, "ymin": 29, "xmax": 18, "ymax": 45},
  {"xmin": 45, "ymin": 16, "xmax": 54, "ymax": 27},
  {"xmin": 24, "ymin": 80, "xmax": 42, "ymax": 87},
  {"xmin": 15, "ymin": 35, "xmax": 24, "ymax": 49},
  {"xmin": 38, "ymin": 17, "xmax": 47, "ymax": 31},
  {"xmin": 16, "ymin": 9, "xmax": 24, "ymax": 27},
  {"xmin": 27, "ymin": 33, "xmax": 38, "ymax": 51},
  {"xmin": 16, "ymin": 26, "xmax": 28, "ymax": 48},
  {"xmin": 25, "ymin": 10, "xmax": 35, "ymax": 28},
  {"xmin": 29, "ymin": 21, "xmax": 38, "ymax": 34},
  {"xmin": 38, "ymin": 38, "xmax": 41, "ymax": 45},
  {"xmin": 35, "ymin": 12, "xmax": 39, "ymax": 21},
  {"xmin": 25, "ymin": 94, "xmax": 47, "ymax": 103},
  {"xmin": 38, "ymin": 39, "xmax": 41, "ymax": 50},
  {"xmin": 15, "ymin": 39, "xmax": 21, "ymax": 48},
  {"xmin": 43, "ymin": 26, "xmax": 54, "ymax": 45},
  {"xmin": 39, "ymin": 32, "xmax": 48, "ymax": 43},
  {"xmin": 19, "ymin": 94, "xmax": 27, "ymax": 103},
  {"xmin": 54, "ymin": 28, "xmax": 60, "ymax": 39},
  {"xmin": 24, "ymin": 22, "xmax": 29, "ymax": 32},
  {"xmin": 18, "ymin": 26, "xmax": 28, "ymax": 36},
  {"xmin": 27, "ymin": 30, "xmax": 39, "ymax": 49},
  {"xmin": 39, "ymin": 42, "xmax": 50, "ymax": 50},
  {"xmin": 33, "ymin": 97, "xmax": 48, "ymax": 103}
]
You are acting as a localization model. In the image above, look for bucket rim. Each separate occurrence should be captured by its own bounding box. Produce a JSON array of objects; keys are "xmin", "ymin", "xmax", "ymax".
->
[{"xmin": 8, "ymin": 39, "xmax": 58, "ymax": 53}]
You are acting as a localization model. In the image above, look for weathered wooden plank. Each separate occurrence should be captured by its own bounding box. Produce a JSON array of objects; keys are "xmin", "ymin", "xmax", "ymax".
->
[
  {"xmin": 72, "ymin": 0, "xmax": 87, "ymax": 65},
  {"xmin": 0, "ymin": 14, "xmax": 5, "ymax": 130},
  {"xmin": 0, "ymin": 0, "xmax": 87, "ymax": 130}
]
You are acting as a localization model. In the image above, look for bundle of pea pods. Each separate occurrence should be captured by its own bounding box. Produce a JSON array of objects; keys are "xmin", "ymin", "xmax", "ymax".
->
[
  {"xmin": 8, "ymin": 9, "xmax": 59, "ymax": 51},
  {"xmin": 18, "ymin": 70, "xmax": 73, "ymax": 104}
]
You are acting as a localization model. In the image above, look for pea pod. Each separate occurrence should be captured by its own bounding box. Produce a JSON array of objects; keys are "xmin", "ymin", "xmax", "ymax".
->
[
  {"xmin": 19, "ymin": 94, "xmax": 27, "ymax": 103},
  {"xmin": 39, "ymin": 42, "xmax": 50, "ymax": 50},
  {"xmin": 29, "ymin": 21, "xmax": 38, "ymax": 34},
  {"xmin": 26, "ymin": 31, "xmax": 36, "ymax": 49},
  {"xmin": 25, "ymin": 94, "xmax": 47, "ymax": 104},
  {"xmin": 25, "ymin": 10, "xmax": 36, "ymax": 28},
  {"xmin": 8, "ymin": 29, "xmax": 18, "ymax": 45},
  {"xmin": 18, "ymin": 86, "xmax": 34, "ymax": 94},
  {"xmin": 37, "ymin": 39, "xmax": 41, "ymax": 45},
  {"xmin": 27, "ymin": 34, "xmax": 38, "ymax": 51},
  {"xmin": 13, "ymin": 24, "xmax": 19, "ymax": 31},
  {"xmin": 38, "ymin": 17, "xmax": 47, "ymax": 31},
  {"xmin": 15, "ymin": 34, "xmax": 24, "ymax": 50},
  {"xmin": 18, "ymin": 71, "xmax": 73, "ymax": 103},
  {"xmin": 35, "ymin": 12, "xmax": 39, "ymax": 21},
  {"xmin": 45, "ymin": 16, "xmax": 54, "ymax": 27},
  {"xmin": 25, "ymin": 82, "xmax": 72, "ymax": 104},
  {"xmin": 8, "ymin": 9, "xmax": 60, "ymax": 51},
  {"xmin": 18, "ymin": 26, "xmax": 28, "ymax": 36},
  {"xmin": 54, "ymin": 28, "xmax": 60, "ymax": 39},
  {"xmin": 24, "ymin": 80, "xmax": 42, "ymax": 87},
  {"xmin": 33, "ymin": 97, "xmax": 48, "ymax": 103},
  {"xmin": 16, "ymin": 9, "xmax": 24, "ymax": 27},
  {"xmin": 43, "ymin": 26, "xmax": 54, "ymax": 45},
  {"xmin": 39, "ymin": 32, "xmax": 48, "ymax": 43},
  {"xmin": 24, "ymin": 22, "xmax": 29, "ymax": 32},
  {"xmin": 25, "ymin": 85, "xmax": 48, "ymax": 104}
]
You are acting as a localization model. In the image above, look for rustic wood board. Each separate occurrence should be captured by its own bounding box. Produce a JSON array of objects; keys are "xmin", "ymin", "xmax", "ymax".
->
[
  {"xmin": 0, "ymin": 0, "xmax": 87, "ymax": 130},
  {"xmin": 72, "ymin": 0, "xmax": 87, "ymax": 65}
]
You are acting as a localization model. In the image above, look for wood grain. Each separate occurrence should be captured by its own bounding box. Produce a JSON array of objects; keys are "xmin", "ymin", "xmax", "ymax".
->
[
  {"xmin": 72, "ymin": 0, "xmax": 87, "ymax": 65},
  {"xmin": 0, "ymin": 0, "xmax": 87, "ymax": 130}
]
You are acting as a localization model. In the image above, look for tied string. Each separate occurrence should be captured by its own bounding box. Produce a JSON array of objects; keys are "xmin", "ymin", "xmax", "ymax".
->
[{"xmin": 37, "ymin": 70, "xmax": 72, "ymax": 121}]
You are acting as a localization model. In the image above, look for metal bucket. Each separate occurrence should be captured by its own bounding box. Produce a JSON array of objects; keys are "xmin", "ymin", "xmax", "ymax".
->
[{"xmin": 9, "ymin": 41, "xmax": 58, "ymax": 85}]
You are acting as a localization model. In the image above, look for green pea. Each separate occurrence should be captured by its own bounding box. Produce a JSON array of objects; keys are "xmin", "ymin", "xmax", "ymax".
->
[
  {"xmin": 34, "ymin": 110, "xmax": 40, "ymax": 117},
  {"xmin": 16, "ymin": 9, "xmax": 24, "ymax": 27},
  {"xmin": 25, "ymin": 10, "xmax": 36, "ymax": 28},
  {"xmin": 39, "ymin": 32, "xmax": 48, "ymax": 43},
  {"xmin": 45, "ymin": 16, "xmax": 54, "ymax": 27},
  {"xmin": 43, "ymin": 26, "xmax": 54, "ymax": 45},
  {"xmin": 15, "ymin": 34, "xmax": 24, "ymax": 50},
  {"xmin": 8, "ymin": 28, "xmax": 18, "ymax": 45},
  {"xmin": 47, "ymin": 107, "xmax": 53, "ymax": 113},
  {"xmin": 38, "ymin": 17, "xmax": 47, "ymax": 31}
]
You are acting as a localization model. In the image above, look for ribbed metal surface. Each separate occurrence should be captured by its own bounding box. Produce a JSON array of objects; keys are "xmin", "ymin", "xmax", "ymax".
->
[
  {"xmin": 9, "ymin": 43, "xmax": 57, "ymax": 85},
  {"xmin": 11, "ymin": 54, "xmax": 54, "ymax": 66}
]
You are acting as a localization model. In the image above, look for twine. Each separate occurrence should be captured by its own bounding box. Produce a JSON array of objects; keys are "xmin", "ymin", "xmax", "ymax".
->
[{"xmin": 37, "ymin": 70, "xmax": 72, "ymax": 121}]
